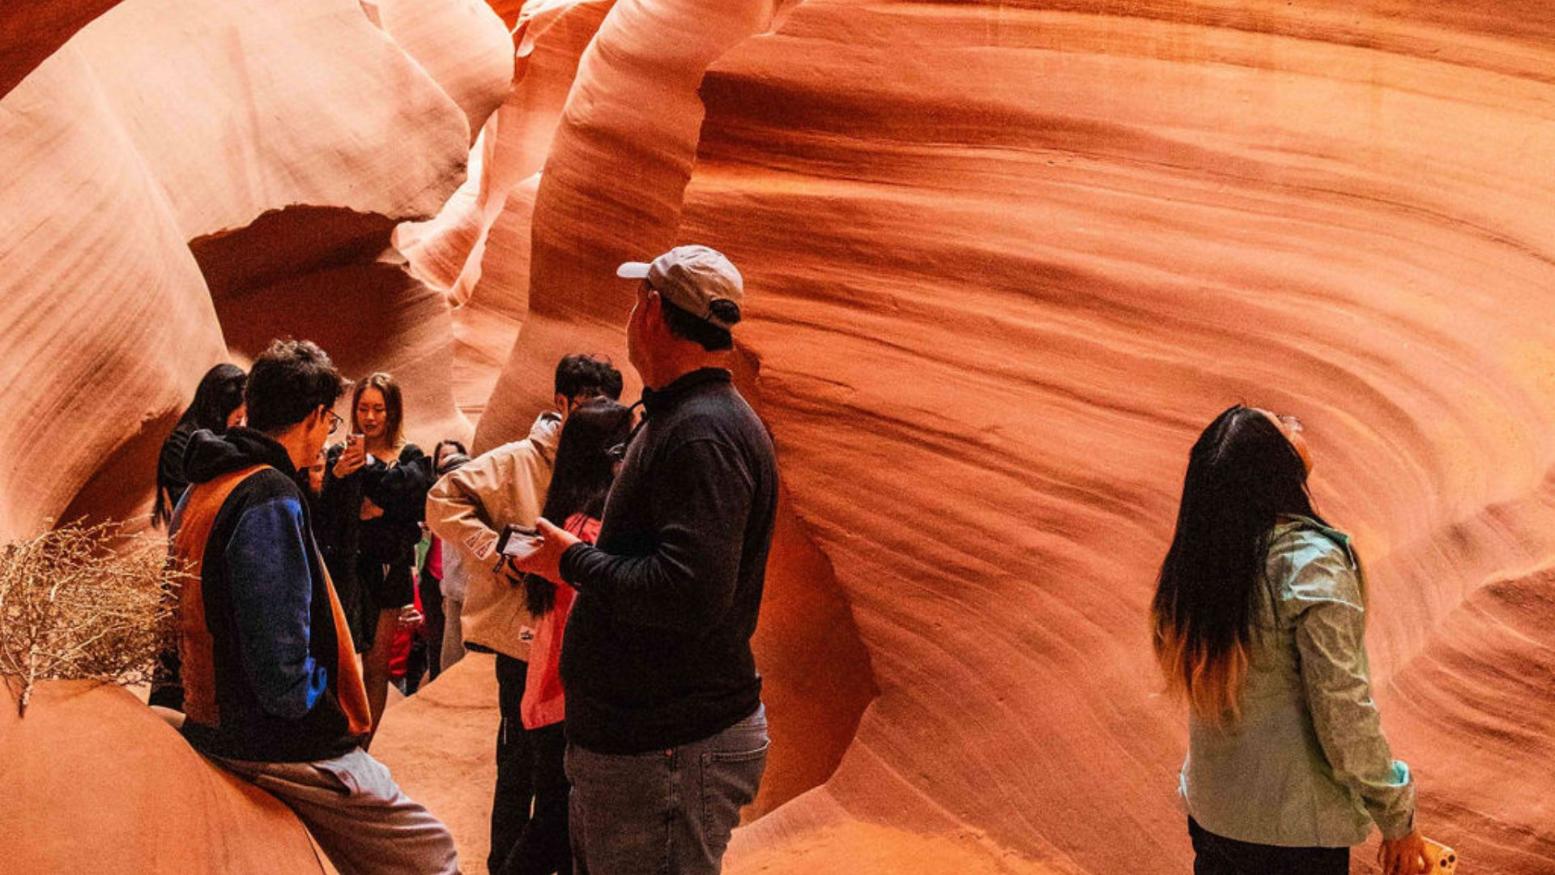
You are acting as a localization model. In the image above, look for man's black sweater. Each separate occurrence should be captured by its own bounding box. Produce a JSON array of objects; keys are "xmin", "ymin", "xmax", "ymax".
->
[{"xmin": 559, "ymin": 368, "xmax": 779, "ymax": 754}]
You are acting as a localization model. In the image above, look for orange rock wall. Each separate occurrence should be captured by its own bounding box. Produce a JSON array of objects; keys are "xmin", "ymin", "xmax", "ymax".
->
[
  {"xmin": 7, "ymin": 1, "xmax": 1555, "ymax": 873},
  {"xmin": 0, "ymin": 0, "xmax": 513, "ymax": 537},
  {"xmin": 0, "ymin": 682, "xmax": 327, "ymax": 872},
  {"xmin": 473, "ymin": 1, "xmax": 1555, "ymax": 872}
]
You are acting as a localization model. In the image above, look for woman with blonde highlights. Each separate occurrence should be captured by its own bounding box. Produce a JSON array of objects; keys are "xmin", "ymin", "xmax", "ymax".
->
[{"xmin": 1152, "ymin": 405, "xmax": 1425, "ymax": 875}]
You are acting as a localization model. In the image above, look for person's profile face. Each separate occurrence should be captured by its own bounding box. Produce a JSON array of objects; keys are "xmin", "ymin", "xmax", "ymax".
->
[
  {"xmin": 308, "ymin": 448, "xmax": 327, "ymax": 494},
  {"xmin": 356, "ymin": 388, "xmax": 388, "ymax": 440},
  {"xmin": 1257, "ymin": 408, "xmax": 1313, "ymax": 474},
  {"xmin": 226, "ymin": 403, "xmax": 246, "ymax": 430}
]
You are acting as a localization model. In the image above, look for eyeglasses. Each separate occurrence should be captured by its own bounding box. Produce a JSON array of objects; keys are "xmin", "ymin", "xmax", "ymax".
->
[{"xmin": 326, "ymin": 409, "xmax": 344, "ymax": 436}]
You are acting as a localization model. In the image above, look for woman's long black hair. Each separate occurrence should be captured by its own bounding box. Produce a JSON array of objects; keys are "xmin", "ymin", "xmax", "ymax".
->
[
  {"xmin": 525, "ymin": 399, "xmax": 634, "ymax": 616},
  {"xmin": 1150, "ymin": 404, "xmax": 1322, "ymax": 725},
  {"xmin": 152, "ymin": 363, "xmax": 246, "ymax": 527}
]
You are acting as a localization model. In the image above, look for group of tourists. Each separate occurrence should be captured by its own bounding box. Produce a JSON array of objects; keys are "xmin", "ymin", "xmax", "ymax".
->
[
  {"xmin": 146, "ymin": 242, "xmax": 1430, "ymax": 875},
  {"xmin": 150, "ymin": 245, "xmax": 777, "ymax": 875}
]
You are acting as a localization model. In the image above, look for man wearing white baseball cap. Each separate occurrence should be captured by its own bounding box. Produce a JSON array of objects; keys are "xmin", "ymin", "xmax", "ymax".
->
[{"xmin": 507, "ymin": 244, "xmax": 779, "ymax": 874}]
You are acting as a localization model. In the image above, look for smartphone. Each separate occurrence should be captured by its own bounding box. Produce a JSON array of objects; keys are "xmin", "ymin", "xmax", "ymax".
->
[
  {"xmin": 347, "ymin": 432, "xmax": 364, "ymax": 449},
  {"xmin": 1423, "ymin": 838, "xmax": 1457, "ymax": 873},
  {"xmin": 495, "ymin": 523, "xmax": 540, "ymax": 558}
]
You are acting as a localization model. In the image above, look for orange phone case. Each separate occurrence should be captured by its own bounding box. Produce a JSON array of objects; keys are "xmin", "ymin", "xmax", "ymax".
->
[{"xmin": 1423, "ymin": 838, "xmax": 1457, "ymax": 874}]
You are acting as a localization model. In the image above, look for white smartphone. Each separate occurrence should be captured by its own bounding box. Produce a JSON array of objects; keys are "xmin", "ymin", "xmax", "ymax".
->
[{"xmin": 496, "ymin": 523, "xmax": 540, "ymax": 558}]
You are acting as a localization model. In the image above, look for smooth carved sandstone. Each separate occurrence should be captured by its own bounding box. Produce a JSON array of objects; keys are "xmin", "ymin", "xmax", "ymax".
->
[
  {"xmin": 0, "ymin": 2, "xmax": 122, "ymax": 99},
  {"xmin": 463, "ymin": 0, "xmax": 1555, "ymax": 871},
  {"xmin": 397, "ymin": 1, "xmax": 615, "ymax": 420},
  {"xmin": 0, "ymin": 0, "xmax": 512, "ymax": 537},
  {"xmin": 0, "ymin": 682, "xmax": 327, "ymax": 872},
  {"xmin": 7, "ymin": 0, "xmax": 1555, "ymax": 873},
  {"xmin": 682, "ymin": 2, "xmax": 1555, "ymax": 872}
]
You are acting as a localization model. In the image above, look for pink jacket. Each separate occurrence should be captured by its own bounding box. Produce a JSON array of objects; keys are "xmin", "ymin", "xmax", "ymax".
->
[{"xmin": 521, "ymin": 513, "xmax": 599, "ymax": 729}]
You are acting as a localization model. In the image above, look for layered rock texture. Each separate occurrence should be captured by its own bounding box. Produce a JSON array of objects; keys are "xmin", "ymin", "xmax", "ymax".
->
[
  {"xmin": 6, "ymin": 0, "xmax": 1555, "ymax": 873},
  {"xmin": 463, "ymin": 1, "xmax": 1555, "ymax": 872},
  {"xmin": 1, "ymin": 682, "xmax": 327, "ymax": 872},
  {"xmin": 0, "ymin": 0, "xmax": 512, "ymax": 539},
  {"xmin": 2, "ymin": 1, "xmax": 509, "ymax": 864}
]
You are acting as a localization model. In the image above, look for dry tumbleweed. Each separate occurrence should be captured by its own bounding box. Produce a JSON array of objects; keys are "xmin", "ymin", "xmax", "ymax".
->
[{"xmin": 0, "ymin": 521, "xmax": 186, "ymax": 716}]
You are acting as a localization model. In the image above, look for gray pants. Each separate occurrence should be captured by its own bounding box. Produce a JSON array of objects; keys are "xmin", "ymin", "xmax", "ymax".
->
[
  {"xmin": 211, "ymin": 747, "xmax": 459, "ymax": 875},
  {"xmin": 566, "ymin": 704, "xmax": 769, "ymax": 875}
]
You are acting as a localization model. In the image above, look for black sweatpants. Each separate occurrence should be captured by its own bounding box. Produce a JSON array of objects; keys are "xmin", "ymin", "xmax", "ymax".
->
[
  {"xmin": 1189, "ymin": 818, "xmax": 1348, "ymax": 875},
  {"xmin": 491, "ymin": 654, "xmax": 534, "ymax": 873}
]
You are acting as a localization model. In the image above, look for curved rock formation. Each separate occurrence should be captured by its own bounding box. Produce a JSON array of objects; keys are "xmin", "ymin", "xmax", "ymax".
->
[
  {"xmin": 0, "ymin": 681, "xmax": 325, "ymax": 872},
  {"xmin": 0, "ymin": 2, "xmax": 122, "ymax": 99},
  {"xmin": 8, "ymin": 0, "xmax": 1555, "ymax": 872},
  {"xmin": 0, "ymin": 0, "xmax": 511, "ymax": 536},
  {"xmin": 466, "ymin": 1, "xmax": 1555, "ymax": 872},
  {"xmin": 396, "ymin": 1, "xmax": 617, "ymax": 420},
  {"xmin": 691, "ymin": 3, "xmax": 1555, "ymax": 872}
]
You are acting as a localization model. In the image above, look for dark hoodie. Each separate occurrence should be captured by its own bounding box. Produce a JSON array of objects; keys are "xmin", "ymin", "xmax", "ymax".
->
[
  {"xmin": 171, "ymin": 428, "xmax": 370, "ymax": 762},
  {"xmin": 314, "ymin": 443, "xmax": 435, "ymax": 649}
]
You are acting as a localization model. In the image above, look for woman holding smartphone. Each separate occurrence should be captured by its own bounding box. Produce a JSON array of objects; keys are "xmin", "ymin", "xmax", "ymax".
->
[
  {"xmin": 1151, "ymin": 405, "xmax": 1427, "ymax": 875},
  {"xmin": 319, "ymin": 372, "xmax": 431, "ymax": 739}
]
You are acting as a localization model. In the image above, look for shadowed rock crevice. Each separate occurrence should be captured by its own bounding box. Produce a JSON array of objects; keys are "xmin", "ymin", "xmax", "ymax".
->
[{"xmin": 191, "ymin": 205, "xmax": 402, "ymax": 301}]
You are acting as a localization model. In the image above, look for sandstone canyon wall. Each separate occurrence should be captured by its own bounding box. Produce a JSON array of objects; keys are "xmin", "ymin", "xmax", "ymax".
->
[
  {"xmin": 1, "ymin": 682, "xmax": 329, "ymax": 872},
  {"xmin": 0, "ymin": 0, "xmax": 512, "ymax": 539},
  {"xmin": 5, "ymin": 1, "xmax": 1555, "ymax": 874},
  {"xmin": 0, "ymin": 1, "xmax": 511, "ymax": 868},
  {"xmin": 470, "ymin": 1, "xmax": 1555, "ymax": 872}
]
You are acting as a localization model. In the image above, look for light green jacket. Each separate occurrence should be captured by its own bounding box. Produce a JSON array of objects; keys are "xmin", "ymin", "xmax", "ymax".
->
[{"xmin": 1180, "ymin": 515, "xmax": 1416, "ymax": 847}]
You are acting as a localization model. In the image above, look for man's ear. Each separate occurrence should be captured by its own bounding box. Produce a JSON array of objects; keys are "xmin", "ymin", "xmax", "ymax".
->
[
  {"xmin": 643, "ymin": 289, "xmax": 665, "ymax": 333},
  {"xmin": 554, "ymin": 393, "xmax": 570, "ymax": 414}
]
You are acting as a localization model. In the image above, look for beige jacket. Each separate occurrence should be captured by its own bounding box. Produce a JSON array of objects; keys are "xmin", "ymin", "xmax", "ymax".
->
[{"xmin": 424, "ymin": 413, "xmax": 560, "ymax": 661}]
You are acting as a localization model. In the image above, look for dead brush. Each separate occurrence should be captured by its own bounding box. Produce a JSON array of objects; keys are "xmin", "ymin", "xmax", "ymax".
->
[{"xmin": 0, "ymin": 520, "xmax": 186, "ymax": 716}]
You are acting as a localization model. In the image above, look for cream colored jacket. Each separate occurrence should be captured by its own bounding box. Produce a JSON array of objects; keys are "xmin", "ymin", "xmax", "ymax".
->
[{"xmin": 424, "ymin": 413, "xmax": 560, "ymax": 661}]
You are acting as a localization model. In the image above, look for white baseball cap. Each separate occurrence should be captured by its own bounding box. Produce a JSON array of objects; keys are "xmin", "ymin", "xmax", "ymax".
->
[{"xmin": 617, "ymin": 245, "xmax": 744, "ymax": 330}]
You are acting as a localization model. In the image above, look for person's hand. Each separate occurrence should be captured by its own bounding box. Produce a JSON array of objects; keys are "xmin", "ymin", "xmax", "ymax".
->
[
  {"xmin": 397, "ymin": 604, "xmax": 423, "ymax": 627},
  {"xmin": 359, "ymin": 497, "xmax": 384, "ymax": 521},
  {"xmin": 504, "ymin": 517, "xmax": 582, "ymax": 584},
  {"xmin": 1379, "ymin": 829, "xmax": 1427, "ymax": 875},
  {"xmin": 333, "ymin": 439, "xmax": 367, "ymax": 478}
]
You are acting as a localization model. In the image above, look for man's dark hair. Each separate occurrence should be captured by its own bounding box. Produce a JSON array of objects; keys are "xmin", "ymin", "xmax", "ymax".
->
[
  {"xmin": 245, "ymin": 339, "xmax": 346, "ymax": 434},
  {"xmin": 555, "ymin": 354, "xmax": 623, "ymax": 401},
  {"xmin": 661, "ymin": 298, "xmax": 737, "ymax": 351}
]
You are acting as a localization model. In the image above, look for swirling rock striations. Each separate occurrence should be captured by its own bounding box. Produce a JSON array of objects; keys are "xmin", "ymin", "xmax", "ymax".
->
[
  {"xmin": 677, "ymin": 2, "xmax": 1555, "ymax": 872},
  {"xmin": 397, "ymin": 0, "xmax": 617, "ymax": 420},
  {"xmin": 0, "ymin": 682, "xmax": 327, "ymax": 872},
  {"xmin": 0, "ymin": 0, "xmax": 511, "ymax": 536},
  {"xmin": 7, "ymin": 0, "xmax": 1555, "ymax": 873}
]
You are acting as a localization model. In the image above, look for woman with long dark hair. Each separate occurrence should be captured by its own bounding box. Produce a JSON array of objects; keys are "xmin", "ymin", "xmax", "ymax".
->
[
  {"xmin": 148, "ymin": 363, "xmax": 248, "ymax": 709},
  {"xmin": 151, "ymin": 363, "xmax": 247, "ymax": 528},
  {"xmin": 502, "ymin": 399, "xmax": 632, "ymax": 875},
  {"xmin": 411, "ymin": 440, "xmax": 471, "ymax": 685},
  {"xmin": 1152, "ymin": 405, "xmax": 1426, "ymax": 875}
]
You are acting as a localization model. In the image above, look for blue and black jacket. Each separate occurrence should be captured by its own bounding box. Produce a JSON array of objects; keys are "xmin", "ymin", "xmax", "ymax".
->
[{"xmin": 170, "ymin": 428, "xmax": 371, "ymax": 763}]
